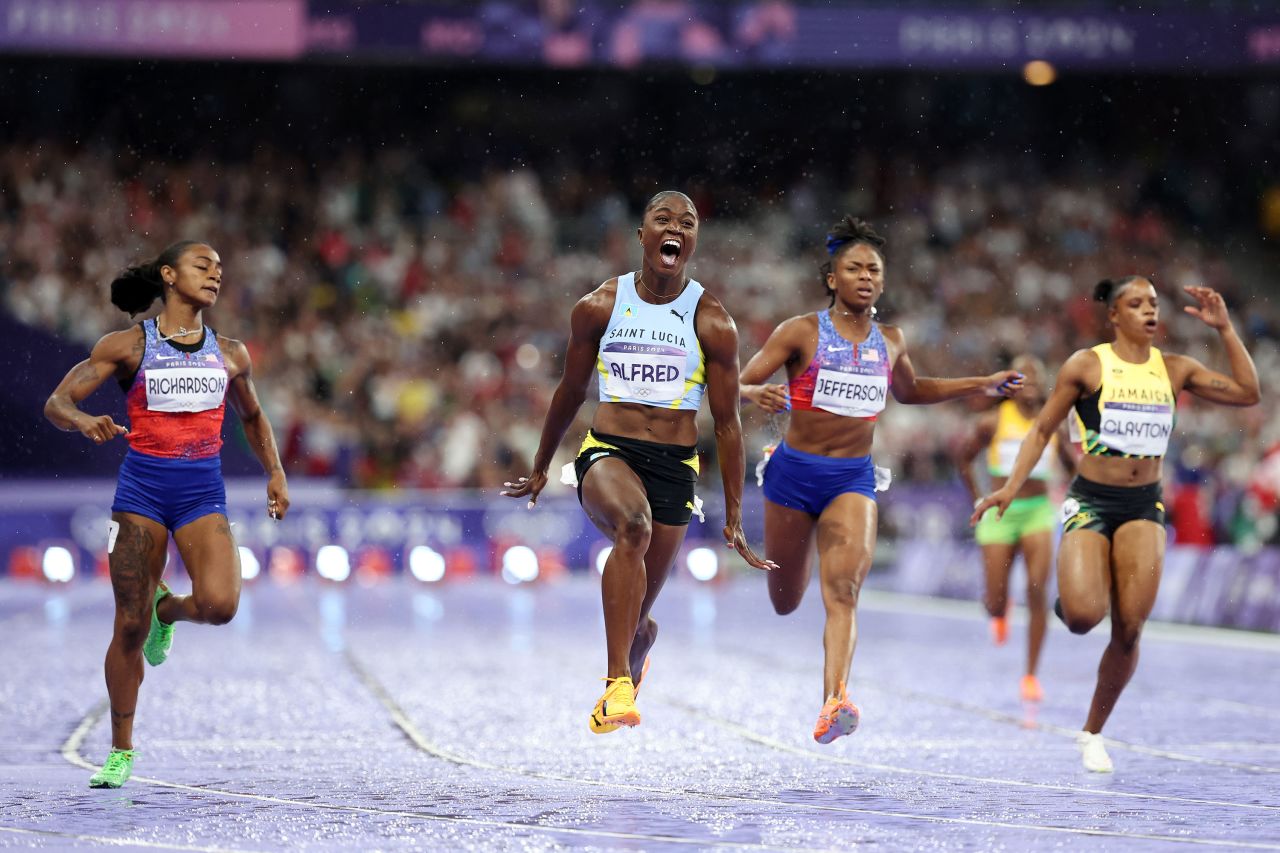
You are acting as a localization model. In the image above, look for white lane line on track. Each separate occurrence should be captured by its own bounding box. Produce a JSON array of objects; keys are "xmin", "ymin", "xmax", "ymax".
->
[
  {"xmin": 860, "ymin": 589, "xmax": 1280, "ymax": 653},
  {"xmin": 345, "ymin": 651, "xmax": 1280, "ymax": 849},
  {"xmin": 722, "ymin": 635, "xmax": 1280, "ymax": 780},
  {"xmin": 660, "ymin": 695, "xmax": 1280, "ymax": 814},
  {"xmin": 862, "ymin": 680, "xmax": 1280, "ymax": 775},
  {"xmin": 0, "ymin": 826, "xmax": 259, "ymax": 853},
  {"xmin": 59, "ymin": 699, "xmax": 830, "ymax": 853}
]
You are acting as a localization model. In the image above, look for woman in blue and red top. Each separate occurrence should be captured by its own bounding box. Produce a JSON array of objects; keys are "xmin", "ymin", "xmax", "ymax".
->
[
  {"xmin": 740, "ymin": 216, "xmax": 1022, "ymax": 744},
  {"xmin": 44, "ymin": 240, "xmax": 288, "ymax": 788}
]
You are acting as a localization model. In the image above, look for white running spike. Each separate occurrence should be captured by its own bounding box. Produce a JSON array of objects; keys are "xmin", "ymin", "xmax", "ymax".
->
[{"xmin": 1077, "ymin": 731, "xmax": 1114, "ymax": 773}]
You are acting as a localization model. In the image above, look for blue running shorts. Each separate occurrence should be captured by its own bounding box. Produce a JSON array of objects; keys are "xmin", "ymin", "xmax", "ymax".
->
[
  {"xmin": 112, "ymin": 449, "xmax": 227, "ymax": 531},
  {"xmin": 761, "ymin": 442, "xmax": 877, "ymax": 517}
]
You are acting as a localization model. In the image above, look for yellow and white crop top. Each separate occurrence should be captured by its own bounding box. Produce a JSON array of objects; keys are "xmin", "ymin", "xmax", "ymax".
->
[
  {"xmin": 1074, "ymin": 343, "xmax": 1175, "ymax": 458},
  {"xmin": 987, "ymin": 400, "xmax": 1056, "ymax": 480},
  {"xmin": 596, "ymin": 272, "xmax": 707, "ymax": 410}
]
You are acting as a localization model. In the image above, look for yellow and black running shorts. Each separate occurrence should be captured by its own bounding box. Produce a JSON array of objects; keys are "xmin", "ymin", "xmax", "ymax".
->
[
  {"xmin": 1060, "ymin": 475, "xmax": 1165, "ymax": 540},
  {"xmin": 574, "ymin": 430, "xmax": 699, "ymax": 526}
]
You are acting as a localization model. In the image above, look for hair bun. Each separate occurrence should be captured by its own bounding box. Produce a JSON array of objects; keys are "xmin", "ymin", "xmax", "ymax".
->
[{"xmin": 1093, "ymin": 279, "xmax": 1115, "ymax": 304}]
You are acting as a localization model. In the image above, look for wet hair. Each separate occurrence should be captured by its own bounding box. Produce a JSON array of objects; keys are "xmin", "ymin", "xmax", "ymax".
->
[
  {"xmin": 109, "ymin": 240, "xmax": 206, "ymax": 316},
  {"xmin": 643, "ymin": 190, "xmax": 697, "ymax": 219},
  {"xmin": 822, "ymin": 215, "xmax": 886, "ymax": 306},
  {"xmin": 1093, "ymin": 276, "xmax": 1147, "ymax": 308}
]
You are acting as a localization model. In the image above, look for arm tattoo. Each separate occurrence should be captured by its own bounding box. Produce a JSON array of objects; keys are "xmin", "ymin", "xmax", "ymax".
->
[{"xmin": 1211, "ymin": 379, "xmax": 1229, "ymax": 391}]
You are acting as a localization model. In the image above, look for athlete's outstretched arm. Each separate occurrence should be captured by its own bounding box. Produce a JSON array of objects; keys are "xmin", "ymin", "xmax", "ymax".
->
[
  {"xmin": 882, "ymin": 325, "xmax": 1024, "ymax": 404},
  {"xmin": 502, "ymin": 288, "xmax": 611, "ymax": 507},
  {"xmin": 224, "ymin": 338, "xmax": 289, "ymax": 520},
  {"xmin": 44, "ymin": 329, "xmax": 138, "ymax": 444},
  {"xmin": 739, "ymin": 317, "xmax": 805, "ymax": 413},
  {"xmin": 971, "ymin": 350, "xmax": 1093, "ymax": 524},
  {"xmin": 699, "ymin": 297, "xmax": 777, "ymax": 571},
  {"xmin": 1166, "ymin": 286, "xmax": 1261, "ymax": 407}
]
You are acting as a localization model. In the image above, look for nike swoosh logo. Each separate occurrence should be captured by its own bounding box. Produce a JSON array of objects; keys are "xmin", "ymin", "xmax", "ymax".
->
[
  {"xmin": 827, "ymin": 346, "xmax": 851, "ymax": 352},
  {"xmin": 155, "ymin": 355, "xmax": 186, "ymax": 361}
]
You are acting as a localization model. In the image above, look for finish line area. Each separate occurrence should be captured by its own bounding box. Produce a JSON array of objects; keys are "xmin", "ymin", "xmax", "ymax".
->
[{"xmin": 2, "ymin": 576, "xmax": 1278, "ymax": 852}]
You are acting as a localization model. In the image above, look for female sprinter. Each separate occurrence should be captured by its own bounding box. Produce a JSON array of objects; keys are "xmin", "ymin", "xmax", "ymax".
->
[
  {"xmin": 739, "ymin": 216, "xmax": 1023, "ymax": 744},
  {"xmin": 503, "ymin": 191, "xmax": 775, "ymax": 734},
  {"xmin": 956, "ymin": 355, "xmax": 1075, "ymax": 702},
  {"xmin": 44, "ymin": 240, "xmax": 289, "ymax": 787},
  {"xmin": 972, "ymin": 278, "xmax": 1259, "ymax": 772}
]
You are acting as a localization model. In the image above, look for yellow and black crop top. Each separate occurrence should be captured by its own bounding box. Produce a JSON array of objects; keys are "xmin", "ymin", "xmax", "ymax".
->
[{"xmin": 1074, "ymin": 343, "xmax": 1175, "ymax": 459}]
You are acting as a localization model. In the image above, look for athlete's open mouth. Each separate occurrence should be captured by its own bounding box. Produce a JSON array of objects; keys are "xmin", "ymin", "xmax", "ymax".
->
[
  {"xmin": 1143, "ymin": 319, "xmax": 1157, "ymax": 332},
  {"xmin": 660, "ymin": 239, "xmax": 681, "ymax": 268}
]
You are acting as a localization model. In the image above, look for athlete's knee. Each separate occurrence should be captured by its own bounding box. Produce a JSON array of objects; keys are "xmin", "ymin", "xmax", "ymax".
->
[
  {"xmin": 771, "ymin": 595, "xmax": 802, "ymax": 616},
  {"xmin": 1065, "ymin": 610, "xmax": 1105, "ymax": 635},
  {"xmin": 193, "ymin": 593, "xmax": 238, "ymax": 625},
  {"xmin": 113, "ymin": 615, "xmax": 149, "ymax": 651},
  {"xmin": 1111, "ymin": 620, "xmax": 1144, "ymax": 651},
  {"xmin": 822, "ymin": 573, "xmax": 862, "ymax": 610},
  {"xmin": 983, "ymin": 592, "xmax": 1008, "ymax": 618},
  {"xmin": 613, "ymin": 512, "xmax": 652, "ymax": 552}
]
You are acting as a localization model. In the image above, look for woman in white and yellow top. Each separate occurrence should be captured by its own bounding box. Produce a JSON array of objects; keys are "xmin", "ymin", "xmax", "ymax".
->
[
  {"xmin": 973, "ymin": 278, "xmax": 1259, "ymax": 773},
  {"xmin": 503, "ymin": 191, "xmax": 775, "ymax": 735},
  {"xmin": 957, "ymin": 355, "xmax": 1076, "ymax": 704}
]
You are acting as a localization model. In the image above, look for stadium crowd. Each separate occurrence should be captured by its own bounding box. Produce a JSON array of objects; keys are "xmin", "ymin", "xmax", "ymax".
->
[{"xmin": 2, "ymin": 140, "xmax": 1277, "ymax": 547}]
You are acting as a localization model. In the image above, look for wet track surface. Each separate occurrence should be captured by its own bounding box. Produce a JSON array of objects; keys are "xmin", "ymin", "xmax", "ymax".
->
[{"xmin": 2, "ymin": 575, "xmax": 1279, "ymax": 851}]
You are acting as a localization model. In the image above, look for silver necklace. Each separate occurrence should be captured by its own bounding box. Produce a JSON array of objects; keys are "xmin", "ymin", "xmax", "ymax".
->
[
  {"xmin": 157, "ymin": 321, "xmax": 200, "ymax": 343},
  {"xmin": 635, "ymin": 271, "xmax": 683, "ymax": 303}
]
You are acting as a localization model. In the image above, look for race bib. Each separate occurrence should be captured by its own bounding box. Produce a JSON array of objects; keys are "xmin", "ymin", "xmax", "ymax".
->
[
  {"xmin": 144, "ymin": 367, "xmax": 228, "ymax": 413},
  {"xmin": 812, "ymin": 367, "xmax": 888, "ymax": 418},
  {"xmin": 1099, "ymin": 401, "xmax": 1173, "ymax": 457},
  {"xmin": 601, "ymin": 342, "xmax": 686, "ymax": 403},
  {"xmin": 995, "ymin": 438, "xmax": 1053, "ymax": 479}
]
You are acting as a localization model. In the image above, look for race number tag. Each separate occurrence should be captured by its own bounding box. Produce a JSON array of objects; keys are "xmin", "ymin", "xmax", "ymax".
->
[
  {"xmin": 107, "ymin": 519, "xmax": 120, "ymax": 554},
  {"xmin": 601, "ymin": 342, "xmax": 686, "ymax": 403},
  {"xmin": 1099, "ymin": 401, "xmax": 1173, "ymax": 456},
  {"xmin": 812, "ymin": 367, "xmax": 888, "ymax": 418},
  {"xmin": 995, "ymin": 438, "xmax": 1053, "ymax": 478},
  {"xmin": 144, "ymin": 367, "xmax": 228, "ymax": 413}
]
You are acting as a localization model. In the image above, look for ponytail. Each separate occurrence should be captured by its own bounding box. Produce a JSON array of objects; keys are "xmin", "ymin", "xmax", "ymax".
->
[
  {"xmin": 1093, "ymin": 275, "xmax": 1144, "ymax": 307},
  {"xmin": 108, "ymin": 240, "xmax": 206, "ymax": 316},
  {"xmin": 109, "ymin": 261, "xmax": 164, "ymax": 316}
]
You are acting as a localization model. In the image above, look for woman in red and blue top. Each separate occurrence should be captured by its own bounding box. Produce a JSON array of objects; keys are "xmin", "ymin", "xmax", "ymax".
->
[
  {"xmin": 45, "ymin": 240, "xmax": 288, "ymax": 789},
  {"xmin": 740, "ymin": 216, "xmax": 1022, "ymax": 745}
]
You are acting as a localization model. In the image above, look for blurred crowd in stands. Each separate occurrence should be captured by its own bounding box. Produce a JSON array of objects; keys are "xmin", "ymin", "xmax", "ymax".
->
[{"xmin": 3, "ymin": 138, "xmax": 1278, "ymax": 547}]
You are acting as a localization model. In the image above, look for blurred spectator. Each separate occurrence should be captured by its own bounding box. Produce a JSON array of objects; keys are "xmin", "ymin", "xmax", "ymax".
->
[{"xmin": 2, "ymin": 134, "xmax": 1277, "ymax": 546}]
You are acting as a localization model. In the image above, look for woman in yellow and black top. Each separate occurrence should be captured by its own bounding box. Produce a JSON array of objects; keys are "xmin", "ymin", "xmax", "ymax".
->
[
  {"xmin": 957, "ymin": 355, "xmax": 1076, "ymax": 704},
  {"xmin": 972, "ymin": 278, "xmax": 1259, "ymax": 773}
]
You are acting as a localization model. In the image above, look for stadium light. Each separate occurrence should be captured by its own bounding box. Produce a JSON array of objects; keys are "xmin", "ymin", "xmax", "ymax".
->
[
  {"xmin": 501, "ymin": 545, "xmax": 539, "ymax": 584},
  {"xmin": 316, "ymin": 545, "xmax": 351, "ymax": 582},
  {"xmin": 409, "ymin": 545, "xmax": 446, "ymax": 583},
  {"xmin": 42, "ymin": 546, "xmax": 75, "ymax": 583},
  {"xmin": 1023, "ymin": 60, "xmax": 1056, "ymax": 86},
  {"xmin": 686, "ymin": 547, "xmax": 718, "ymax": 582},
  {"xmin": 238, "ymin": 547, "xmax": 260, "ymax": 580}
]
